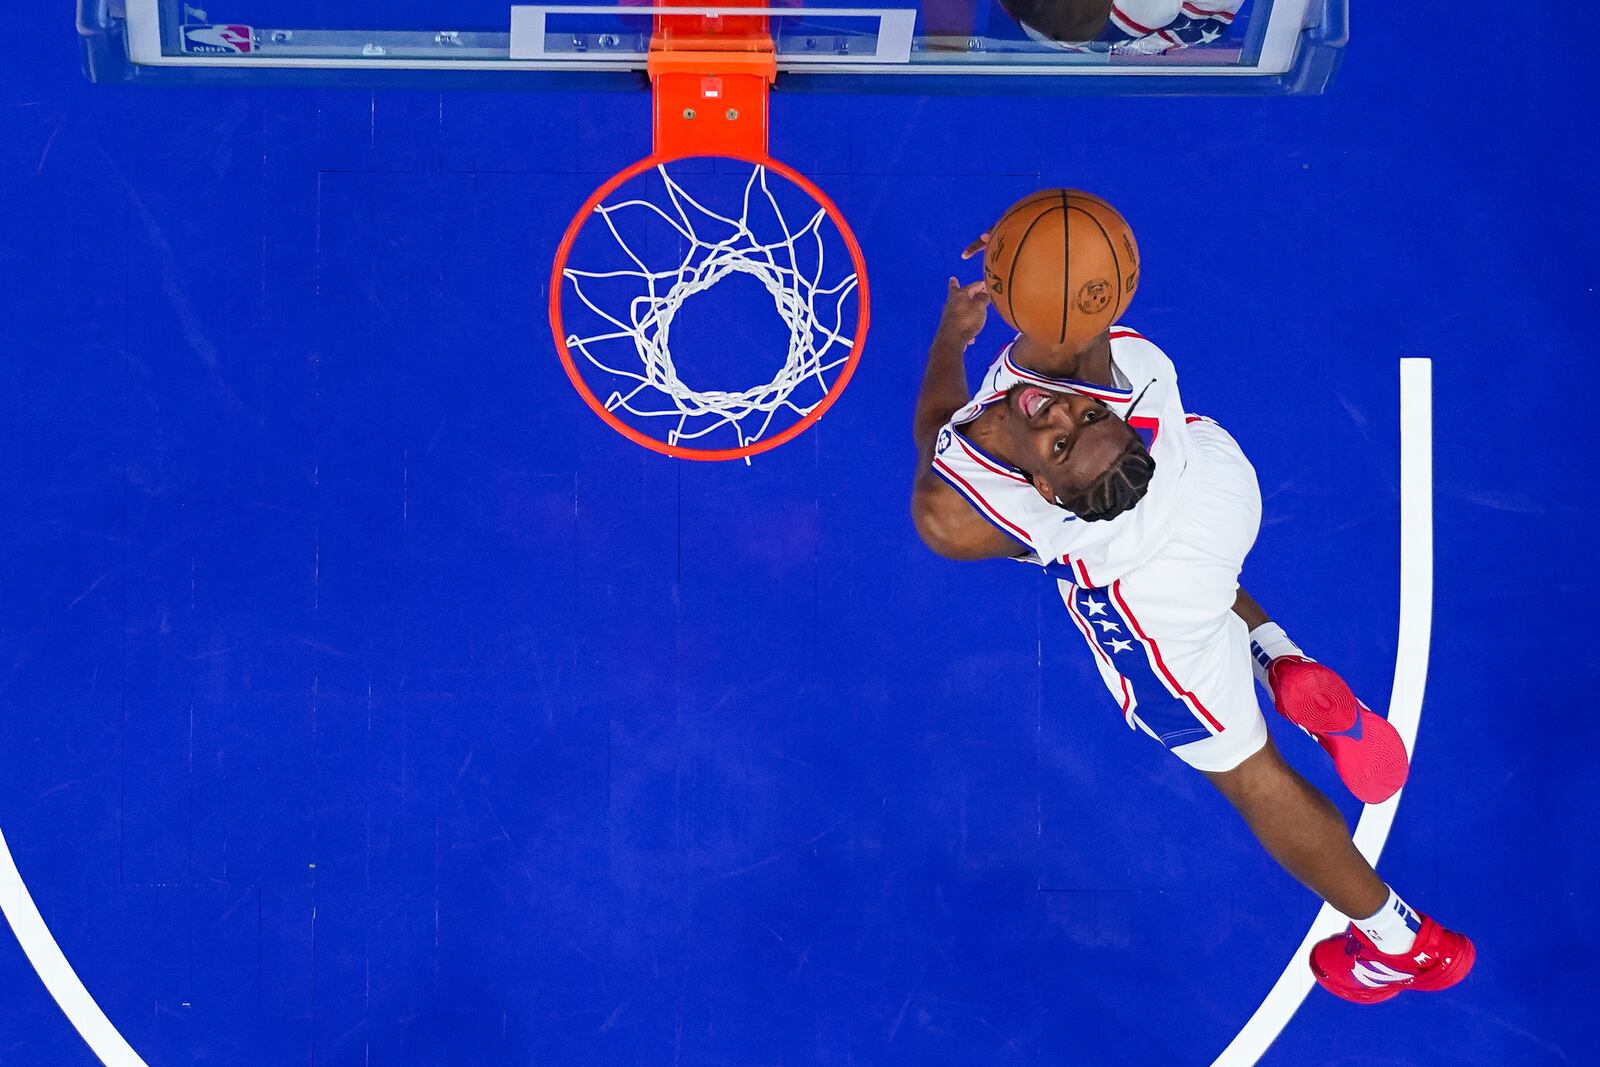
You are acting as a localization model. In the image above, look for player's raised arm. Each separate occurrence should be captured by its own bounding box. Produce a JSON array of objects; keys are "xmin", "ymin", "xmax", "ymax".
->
[
  {"xmin": 912, "ymin": 278, "xmax": 988, "ymax": 452},
  {"xmin": 910, "ymin": 279, "xmax": 1030, "ymax": 561}
]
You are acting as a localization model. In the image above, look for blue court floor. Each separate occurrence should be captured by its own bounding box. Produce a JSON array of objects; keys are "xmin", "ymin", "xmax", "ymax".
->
[{"xmin": 1, "ymin": 5, "xmax": 1595, "ymax": 1065}]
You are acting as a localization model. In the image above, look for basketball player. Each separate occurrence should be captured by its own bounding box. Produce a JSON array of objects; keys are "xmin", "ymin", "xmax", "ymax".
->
[
  {"xmin": 995, "ymin": 0, "xmax": 1242, "ymax": 55},
  {"xmin": 908, "ymin": 200, "xmax": 1475, "ymax": 1003}
]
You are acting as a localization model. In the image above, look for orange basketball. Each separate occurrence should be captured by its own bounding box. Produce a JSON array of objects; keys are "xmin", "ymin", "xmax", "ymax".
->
[{"xmin": 982, "ymin": 190, "xmax": 1140, "ymax": 348}]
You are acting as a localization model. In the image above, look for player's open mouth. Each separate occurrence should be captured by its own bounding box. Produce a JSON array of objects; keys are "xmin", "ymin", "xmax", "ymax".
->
[{"xmin": 1018, "ymin": 386, "xmax": 1053, "ymax": 419}]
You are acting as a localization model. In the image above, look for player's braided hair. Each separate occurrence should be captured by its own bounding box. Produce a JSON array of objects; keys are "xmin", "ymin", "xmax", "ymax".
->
[{"xmin": 1056, "ymin": 438, "xmax": 1155, "ymax": 522}]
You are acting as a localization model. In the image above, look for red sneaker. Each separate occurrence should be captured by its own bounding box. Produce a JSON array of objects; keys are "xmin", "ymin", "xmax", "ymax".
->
[
  {"xmin": 1310, "ymin": 916, "xmax": 1476, "ymax": 1003},
  {"xmin": 1266, "ymin": 656, "xmax": 1410, "ymax": 804}
]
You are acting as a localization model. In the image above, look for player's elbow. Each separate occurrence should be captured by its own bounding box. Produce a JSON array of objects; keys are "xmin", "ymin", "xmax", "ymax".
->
[{"xmin": 910, "ymin": 493, "xmax": 971, "ymax": 560}]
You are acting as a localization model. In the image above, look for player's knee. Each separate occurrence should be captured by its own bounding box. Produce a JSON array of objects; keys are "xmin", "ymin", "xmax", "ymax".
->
[{"xmin": 1201, "ymin": 734, "xmax": 1287, "ymax": 801}]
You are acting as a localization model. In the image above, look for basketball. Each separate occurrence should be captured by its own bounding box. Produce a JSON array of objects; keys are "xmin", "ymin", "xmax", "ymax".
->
[{"xmin": 982, "ymin": 190, "xmax": 1140, "ymax": 348}]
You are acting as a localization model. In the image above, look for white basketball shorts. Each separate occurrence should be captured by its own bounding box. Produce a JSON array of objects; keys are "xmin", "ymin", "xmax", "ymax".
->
[{"xmin": 1057, "ymin": 417, "xmax": 1270, "ymax": 773}]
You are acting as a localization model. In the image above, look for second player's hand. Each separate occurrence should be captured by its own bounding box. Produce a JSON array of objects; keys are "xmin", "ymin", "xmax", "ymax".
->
[
  {"xmin": 938, "ymin": 277, "xmax": 990, "ymax": 347},
  {"xmin": 960, "ymin": 232, "xmax": 991, "ymax": 261}
]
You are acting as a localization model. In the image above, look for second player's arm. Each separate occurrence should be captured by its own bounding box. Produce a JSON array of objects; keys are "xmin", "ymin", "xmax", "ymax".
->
[{"xmin": 910, "ymin": 280, "xmax": 1030, "ymax": 561}]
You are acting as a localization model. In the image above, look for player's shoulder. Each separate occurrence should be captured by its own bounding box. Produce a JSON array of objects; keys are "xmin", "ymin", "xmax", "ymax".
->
[
  {"xmin": 1108, "ymin": 323, "xmax": 1166, "ymax": 356},
  {"xmin": 1108, "ymin": 324, "xmax": 1178, "ymax": 380}
]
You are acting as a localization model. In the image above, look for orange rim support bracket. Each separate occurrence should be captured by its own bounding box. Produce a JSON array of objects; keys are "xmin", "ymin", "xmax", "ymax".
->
[{"xmin": 647, "ymin": 2, "xmax": 776, "ymax": 160}]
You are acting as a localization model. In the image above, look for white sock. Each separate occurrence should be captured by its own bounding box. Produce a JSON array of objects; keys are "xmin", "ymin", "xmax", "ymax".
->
[
  {"xmin": 1248, "ymin": 621, "xmax": 1306, "ymax": 691},
  {"xmin": 1352, "ymin": 887, "xmax": 1422, "ymax": 955}
]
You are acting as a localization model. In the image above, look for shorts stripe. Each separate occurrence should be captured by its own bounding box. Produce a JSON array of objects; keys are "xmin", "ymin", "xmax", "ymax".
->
[
  {"xmin": 1108, "ymin": 581, "xmax": 1225, "ymax": 734},
  {"xmin": 1064, "ymin": 584, "xmax": 1213, "ymax": 748},
  {"xmin": 1062, "ymin": 583, "xmax": 1137, "ymax": 726}
]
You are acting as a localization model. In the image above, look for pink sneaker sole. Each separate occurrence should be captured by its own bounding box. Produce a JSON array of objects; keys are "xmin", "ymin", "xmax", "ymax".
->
[
  {"xmin": 1270, "ymin": 658, "xmax": 1359, "ymax": 734},
  {"xmin": 1316, "ymin": 708, "xmax": 1411, "ymax": 804},
  {"xmin": 1270, "ymin": 659, "xmax": 1410, "ymax": 804}
]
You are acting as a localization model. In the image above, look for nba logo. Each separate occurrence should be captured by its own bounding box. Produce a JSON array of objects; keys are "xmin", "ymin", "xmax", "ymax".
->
[
  {"xmin": 936, "ymin": 427, "xmax": 952, "ymax": 456},
  {"xmin": 180, "ymin": 24, "xmax": 254, "ymax": 54}
]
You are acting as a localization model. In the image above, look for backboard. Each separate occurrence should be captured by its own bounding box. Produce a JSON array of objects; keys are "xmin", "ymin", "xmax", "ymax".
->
[{"xmin": 80, "ymin": 0, "xmax": 1347, "ymax": 94}]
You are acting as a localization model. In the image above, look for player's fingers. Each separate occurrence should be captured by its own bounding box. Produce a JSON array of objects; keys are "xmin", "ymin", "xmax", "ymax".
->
[
  {"xmin": 959, "ymin": 233, "xmax": 990, "ymax": 260},
  {"xmin": 961, "ymin": 279, "xmax": 988, "ymax": 299}
]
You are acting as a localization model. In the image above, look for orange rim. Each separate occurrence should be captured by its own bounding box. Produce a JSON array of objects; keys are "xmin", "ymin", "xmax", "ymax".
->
[{"xmin": 549, "ymin": 152, "xmax": 870, "ymax": 462}]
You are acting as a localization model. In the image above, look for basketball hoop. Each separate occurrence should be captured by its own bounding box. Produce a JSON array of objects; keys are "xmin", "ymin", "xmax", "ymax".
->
[{"xmin": 549, "ymin": 3, "xmax": 870, "ymax": 462}]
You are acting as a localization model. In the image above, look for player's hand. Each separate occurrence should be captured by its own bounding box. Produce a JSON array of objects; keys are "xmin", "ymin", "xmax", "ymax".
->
[
  {"xmin": 937, "ymin": 277, "xmax": 990, "ymax": 347},
  {"xmin": 959, "ymin": 232, "xmax": 991, "ymax": 261}
]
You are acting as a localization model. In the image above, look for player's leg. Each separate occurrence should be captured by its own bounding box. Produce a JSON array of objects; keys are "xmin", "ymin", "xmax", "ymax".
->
[
  {"xmin": 1062, "ymin": 575, "xmax": 1474, "ymax": 1002},
  {"xmin": 1128, "ymin": 590, "xmax": 1476, "ymax": 1005},
  {"xmin": 1201, "ymin": 737, "xmax": 1385, "ymax": 919},
  {"xmin": 1203, "ymin": 740, "xmax": 1475, "ymax": 1002},
  {"xmin": 1232, "ymin": 588, "xmax": 1410, "ymax": 805},
  {"xmin": 1107, "ymin": 419, "xmax": 1473, "ymax": 1001}
]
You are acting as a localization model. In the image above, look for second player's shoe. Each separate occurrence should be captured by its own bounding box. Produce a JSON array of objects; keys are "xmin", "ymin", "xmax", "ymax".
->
[
  {"xmin": 1310, "ymin": 915, "xmax": 1476, "ymax": 1003},
  {"xmin": 1266, "ymin": 656, "xmax": 1410, "ymax": 804}
]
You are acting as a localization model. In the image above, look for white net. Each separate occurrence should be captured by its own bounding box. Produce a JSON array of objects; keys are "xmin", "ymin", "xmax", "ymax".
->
[{"xmin": 558, "ymin": 160, "xmax": 862, "ymax": 454}]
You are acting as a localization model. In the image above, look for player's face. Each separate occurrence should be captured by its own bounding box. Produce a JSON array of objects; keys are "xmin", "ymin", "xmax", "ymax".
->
[{"xmin": 1002, "ymin": 384, "xmax": 1139, "ymax": 506}]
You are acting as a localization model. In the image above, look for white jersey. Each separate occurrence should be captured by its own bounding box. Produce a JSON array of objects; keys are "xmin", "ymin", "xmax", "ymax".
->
[
  {"xmin": 1018, "ymin": 0, "xmax": 1244, "ymax": 53},
  {"xmin": 930, "ymin": 326, "xmax": 1195, "ymax": 588},
  {"xmin": 1106, "ymin": 0, "xmax": 1243, "ymax": 37}
]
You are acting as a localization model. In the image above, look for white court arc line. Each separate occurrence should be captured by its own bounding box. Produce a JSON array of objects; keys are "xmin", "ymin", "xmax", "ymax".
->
[
  {"xmin": 0, "ymin": 360, "xmax": 1432, "ymax": 1067},
  {"xmin": 1209, "ymin": 358, "xmax": 1434, "ymax": 1067},
  {"xmin": 0, "ymin": 829, "xmax": 148, "ymax": 1065}
]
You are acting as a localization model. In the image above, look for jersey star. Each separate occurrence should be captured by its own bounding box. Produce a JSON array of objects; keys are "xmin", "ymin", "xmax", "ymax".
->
[
  {"xmin": 1108, "ymin": 638, "xmax": 1135, "ymax": 653},
  {"xmin": 1082, "ymin": 597, "xmax": 1108, "ymax": 617}
]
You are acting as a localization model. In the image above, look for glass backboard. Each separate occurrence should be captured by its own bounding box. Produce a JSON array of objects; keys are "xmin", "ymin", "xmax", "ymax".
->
[{"xmin": 79, "ymin": 0, "xmax": 1347, "ymax": 93}]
